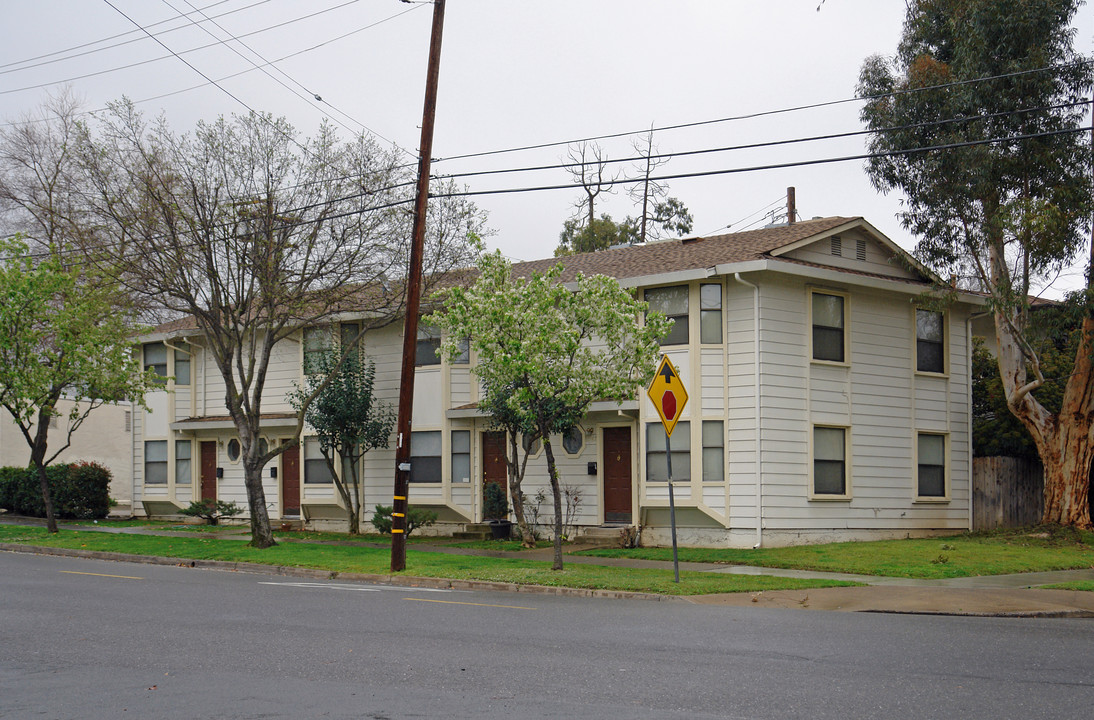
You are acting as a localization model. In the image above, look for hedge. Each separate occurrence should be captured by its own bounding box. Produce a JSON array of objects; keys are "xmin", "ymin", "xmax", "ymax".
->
[{"xmin": 0, "ymin": 462, "xmax": 113, "ymax": 519}]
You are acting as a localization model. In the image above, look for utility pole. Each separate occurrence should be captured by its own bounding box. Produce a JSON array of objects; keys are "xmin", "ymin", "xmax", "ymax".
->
[{"xmin": 391, "ymin": 0, "xmax": 446, "ymax": 572}]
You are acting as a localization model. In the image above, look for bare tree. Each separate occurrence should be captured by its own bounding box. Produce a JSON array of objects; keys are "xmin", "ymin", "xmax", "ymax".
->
[
  {"xmin": 565, "ymin": 141, "xmax": 615, "ymax": 229},
  {"xmin": 77, "ymin": 101, "xmax": 483, "ymax": 547},
  {"xmin": 628, "ymin": 128, "xmax": 693, "ymax": 243}
]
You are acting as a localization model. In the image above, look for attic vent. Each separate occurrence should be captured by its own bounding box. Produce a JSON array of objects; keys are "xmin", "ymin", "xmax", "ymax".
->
[
  {"xmin": 830, "ymin": 236, "xmax": 842, "ymax": 257},
  {"xmin": 856, "ymin": 238, "xmax": 867, "ymax": 262}
]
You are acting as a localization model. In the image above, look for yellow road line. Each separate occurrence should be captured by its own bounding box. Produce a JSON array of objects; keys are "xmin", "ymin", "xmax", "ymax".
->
[
  {"xmin": 60, "ymin": 570, "xmax": 143, "ymax": 580},
  {"xmin": 404, "ymin": 598, "xmax": 536, "ymax": 610}
]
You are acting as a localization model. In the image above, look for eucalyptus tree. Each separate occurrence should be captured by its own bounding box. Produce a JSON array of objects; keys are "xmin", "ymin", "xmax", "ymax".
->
[{"xmin": 857, "ymin": 0, "xmax": 1094, "ymax": 527}]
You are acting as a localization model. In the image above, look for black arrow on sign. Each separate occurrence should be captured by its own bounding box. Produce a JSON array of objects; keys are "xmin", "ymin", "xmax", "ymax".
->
[{"xmin": 659, "ymin": 362, "xmax": 676, "ymax": 384}]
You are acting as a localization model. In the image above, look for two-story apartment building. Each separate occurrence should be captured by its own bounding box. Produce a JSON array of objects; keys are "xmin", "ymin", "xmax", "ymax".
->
[{"xmin": 132, "ymin": 216, "xmax": 982, "ymax": 547}]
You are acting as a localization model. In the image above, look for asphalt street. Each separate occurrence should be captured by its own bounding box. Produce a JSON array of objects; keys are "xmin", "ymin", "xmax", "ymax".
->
[{"xmin": 2, "ymin": 551, "xmax": 1092, "ymax": 719}]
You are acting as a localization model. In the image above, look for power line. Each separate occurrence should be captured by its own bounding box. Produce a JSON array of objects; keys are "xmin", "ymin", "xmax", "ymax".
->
[
  {"xmin": 1, "ymin": 0, "xmax": 367, "ymax": 97},
  {"xmin": 0, "ymin": 0, "xmax": 270, "ymax": 75},
  {"xmin": 16, "ymin": 123, "xmax": 1090, "ymax": 268},
  {"xmin": 430, "ymin": 58, "xmax": 1094, "ymax": 166},
  {"xmin": 164, "ymin": 0, "xmax": 361, "ymax": 139},
  {"xmin": 429, "ymin": 99, "xmax": 1091, "ymax": 186}
]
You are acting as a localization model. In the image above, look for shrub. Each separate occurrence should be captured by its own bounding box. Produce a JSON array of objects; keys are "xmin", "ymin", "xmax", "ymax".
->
[
  {"xmin": 179, "ymin": 499, "xmax": 243, "ymax": 526},
  {"xmin": 0, "ymin": 462, "xmax": 112, "ymax": 519},
  {"xmin": 370, "ymin": 505, "xmax": 438, "ymax": 536},
  {"xmin": 482, "ymin": 482, "xmax": 509, "ymax": 520}
]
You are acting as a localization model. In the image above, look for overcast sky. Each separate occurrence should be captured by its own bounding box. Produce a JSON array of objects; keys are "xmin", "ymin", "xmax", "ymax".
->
[{"xmin": 2, "ymin": 1, "xmax": 1092, "ymax": 295}]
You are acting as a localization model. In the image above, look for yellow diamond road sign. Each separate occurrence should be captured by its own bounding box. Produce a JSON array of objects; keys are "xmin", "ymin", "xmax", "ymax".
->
[{"xmin": 647, "ymin": 355, "xmax": 688, "ymax": 437}]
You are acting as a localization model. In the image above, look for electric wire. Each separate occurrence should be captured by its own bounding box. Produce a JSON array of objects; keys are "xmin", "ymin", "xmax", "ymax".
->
[
  {"xmin": 14, "ymin": 122, "xmax": 1091, "ymax": 267},
  {"xmin": 0, "ymin": 0, "xmax": 270, "ymax": 75},
  {"xmin": 163, "ymin": 0, "xmax": 361, "ymax": 139},
  {"xmin": 0, "ymin": 0, "xmax": 367, "ymax": 97},
  {"xmin": 429, "ymin": 58, "xmax": 1094, "ymax": 166}
]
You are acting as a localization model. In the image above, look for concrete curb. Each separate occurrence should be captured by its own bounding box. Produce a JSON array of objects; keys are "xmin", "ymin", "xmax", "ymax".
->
[{"xmin": 0, "ymin": 543, "xmax": 680, "ymax": 603}]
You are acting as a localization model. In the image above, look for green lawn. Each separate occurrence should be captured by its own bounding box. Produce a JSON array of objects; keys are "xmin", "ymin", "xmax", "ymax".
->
[
  {"xmin": 576, "ymin": 526, "xmax": 1094, "ymax": 579},
  {"xmin": 1039, "ymin": 581, "xmax": 1094, "ymax": 592},
  {"xmin": 0, "ymin": 524, "xmax": 856, "ymax": 596}
]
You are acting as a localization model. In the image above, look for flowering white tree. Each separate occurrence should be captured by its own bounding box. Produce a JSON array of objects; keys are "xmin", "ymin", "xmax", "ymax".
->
[{"xmin": 431, "ymin": 251, "xmax": 670, "ymax": 569}]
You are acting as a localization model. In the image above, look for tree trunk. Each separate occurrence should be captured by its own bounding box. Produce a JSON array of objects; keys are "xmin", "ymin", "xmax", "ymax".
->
[
  {"xmin": 243, "ymin": 462, "xmax": 276, "ymax": 548},
  {"xmin": 506, "ymin": 432, "xmax": 536, "ymax": 548},
  {"xmin": 543, "ymin": 438, "xmax": 564, "ymax": 570},
  {"xmin": 30, "ymin": 408, "xmax": 57, "ymax": 533},
  {"xmin": 996, "ymin": 297, "xmax": 1094, "ymax": 529},
  {"xmin": 1040, "ymin": 315, "xmax": 1094, "ymax": 528}
]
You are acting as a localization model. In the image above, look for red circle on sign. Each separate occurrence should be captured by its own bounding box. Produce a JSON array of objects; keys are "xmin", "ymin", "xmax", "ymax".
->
[{"xmin": 662, "ymin": 391, "xmax": 677, "ymax": 421}]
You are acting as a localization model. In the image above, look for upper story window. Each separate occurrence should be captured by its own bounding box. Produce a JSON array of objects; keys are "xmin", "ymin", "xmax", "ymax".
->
[
  {"xmin": 416, "ymin": 323, "xmax": 441, "ymax": 366},
  {"xmin": 916, "ymin": 309, "xmax": 945, "ymax": 374},
  {"xmin": 340, "ymin": 322, "xmax": 361, "ymax": 362},
  {"xmin": 143, "ymin": 342, "xmax": 167, "ymax": 378},
  {"xmin": 173, "ymin": 344, "xmax": 190, "ymax": 385},
  {"xmin": 452, "ymin": 337, "xmax": 470, "ymax": 365},
  {"xmin": 303, "ymin": 326, "xmax": 332, "ymax": 375},
  {"xmin": 647, "ymin": 285, "xmax": 689, "ymax": 345},
  {"xmin": 811, "ymin": 291, "xmax": 846, "ymax": 363},
  {"xmin": 700, "ymin": 284, "xmax": 722, "ymax": 344}
]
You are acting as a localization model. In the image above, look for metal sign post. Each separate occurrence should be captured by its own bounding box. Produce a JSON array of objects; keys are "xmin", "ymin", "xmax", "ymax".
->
[{"xmin": 646, "ymin": 355, "xmax": 688, "ymax": 583}]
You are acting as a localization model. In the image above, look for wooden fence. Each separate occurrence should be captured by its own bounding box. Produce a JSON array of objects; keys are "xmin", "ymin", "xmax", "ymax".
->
[{"xmin": 971, "ymin": 456, "xmax": 1043, "ymax": 530}]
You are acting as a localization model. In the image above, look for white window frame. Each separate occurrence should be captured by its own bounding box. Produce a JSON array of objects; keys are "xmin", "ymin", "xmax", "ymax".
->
[
  {"xmin": 809, "ymin": 424, "xmax": 852, "ymax": 500},
  {"xmin": 915, "ymin": 431, "xmax": 951, "ymax": 502},
  {"xmin": 809, "ymin": 288, "xmax": 850, "ymax": 366},
  {"xmin": 409, "ymin": 430, "xmax": 443, "ymax": 483}
]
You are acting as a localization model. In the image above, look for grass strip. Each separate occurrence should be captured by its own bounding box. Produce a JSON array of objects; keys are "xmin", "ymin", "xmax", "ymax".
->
[
  {"xmin": 575, "ymin": 527, "xmax": 1094, "ymax": 579},
  {"xmin": 1038, "ymin": 581, "xmax": 1094, "ymax": 592},
  {"xmin": 0, "ymin": 524, "xmax": 856, "ymax": 596}
]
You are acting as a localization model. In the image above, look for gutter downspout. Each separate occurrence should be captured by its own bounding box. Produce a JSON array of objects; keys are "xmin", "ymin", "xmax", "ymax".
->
[{"xmin": 733, "ymin": 273, "xmax": 763, "ymax": 548}]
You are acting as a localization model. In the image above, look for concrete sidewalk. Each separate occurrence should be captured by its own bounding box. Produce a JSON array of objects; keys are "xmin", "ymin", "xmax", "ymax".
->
[{"xmin": 3, "ymin": 517, "xmax": 1093, "ymax": 616}]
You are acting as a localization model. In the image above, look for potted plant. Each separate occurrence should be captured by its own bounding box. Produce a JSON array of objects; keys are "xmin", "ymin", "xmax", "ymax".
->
[{"xmin": 482, "ymin": 482, "xmax": 512, "ymax": 540}]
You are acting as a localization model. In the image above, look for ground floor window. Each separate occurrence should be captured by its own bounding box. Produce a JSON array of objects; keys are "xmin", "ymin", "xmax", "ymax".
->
[
  {"xmin": 451, "ymin": 430, "xmax": 470, "ymax": 482},
  {"xmin": 646, "ymin": 422, "xmax": 690, "ymax": 482},
  {"xmin": 175, "ymin": 440, "xmax": 191, "ymax": 485},
  {"xmin": 410, "ymin": 431, "xmax": 442, "ymax": 483},
  {"xmin": 702, "ymin": 421, "xmax": 724, "ymax": 481},
  {"xmin": 144, "ymin": 440, "xmax": 167, "ymax": 484},
  {"xmin": 813, "ymin": 426, "xmax": 847, "ymax": 496},
  {"xmin": 304, "ymin": 437, "xmax": 334, "ymax": 484},
  {"xmin": 917, "ymin": 433, "xmax": 947, "ymax": 498}
]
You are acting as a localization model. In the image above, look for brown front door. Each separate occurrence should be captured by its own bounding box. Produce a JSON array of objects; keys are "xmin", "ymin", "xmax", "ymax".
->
[
  {"xmin": 603, "ymin": 427, "xmax": 632, "ymax": 523},
  {"xmin": 282, "ymin": 442, "xmax": 300, "ymax": 517},
  {"xmin": 482, "ymin": 431, "xmax": 508, "ymax": 507},
  {"xmin": 200, "ymin": 441, "xmax": 217, "ymax": 502}
]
